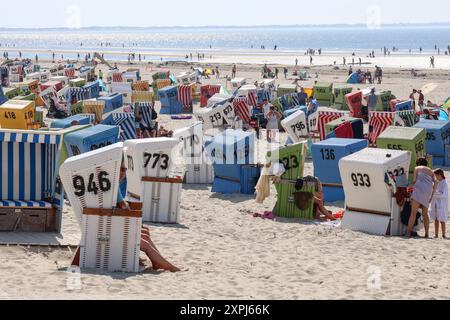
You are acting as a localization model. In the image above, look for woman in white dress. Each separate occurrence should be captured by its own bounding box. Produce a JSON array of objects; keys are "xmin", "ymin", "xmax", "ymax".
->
[
  {"xmin": 429, "ymin": 169, "xmax": 448, "ymax": 239},
  {"xmin": 265, "ymin": 106, "xmax": 282, "ymax": 142}
]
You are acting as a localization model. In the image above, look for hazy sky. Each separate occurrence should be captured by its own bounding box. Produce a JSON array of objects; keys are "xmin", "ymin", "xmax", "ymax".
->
[{"xmin": 1, "ymin": 0, "xmax": 449, "ymax": 28}]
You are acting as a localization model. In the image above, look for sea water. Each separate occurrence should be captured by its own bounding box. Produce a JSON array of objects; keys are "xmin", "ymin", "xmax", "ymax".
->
[{"xmin": 0, "ymin": 25, "xmax": 449, "ymax": 61}]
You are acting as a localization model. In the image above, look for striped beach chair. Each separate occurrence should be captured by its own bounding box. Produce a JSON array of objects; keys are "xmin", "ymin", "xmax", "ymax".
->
[
  {"xmin": 317, "ymin": 110, "xmax": 347, "ymax": 140},
  {"xmin": 0, "ymin": 129, "xmax": 67, "ymax": 233},
  {"xmin": 394, "ymin": 110, "xmax": 419, "ymax": 127},
  {"xmin": 112, "ymin": 72, "xmax": 123, "ymax": 83},
  {"xmin": 233, "ymin": 97, "xmax": 251, "ymax": 124},
  {"xmin": 64, "ymin": 68, "xmax": 76, "ymax": 79},
  {"xmin": 102, "ymin": 113, "xmax": 137, "ymax": 141},
  {"xmin": 156, "ymin": 79, "xmax": 172, "ymax": 90},
  {"xmin": 368, "ymin": 111, "xmax": 396, "ymax": 145},
  {"xmin": 177, "ymin": 84, "xmax": 194, "ymax": 111}
]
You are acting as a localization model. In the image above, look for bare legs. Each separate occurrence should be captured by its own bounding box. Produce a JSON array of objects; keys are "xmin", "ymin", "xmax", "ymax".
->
[
  {"xmin": 434, "ymin": 221, "xmax": 447, "ymax": 239},
  {"xmin": 422, "ymin": 207, "xmax": 430, "ymax": 238},
  {"xmin": 407, "ymin": 200, "xmax": 430, "ymax": 238},
  {"xmin": 140, "ymin": 226, "xmax": 180, "ymax": 272},
  {"xmin": 406, "ymin": 200, "xmax": 420, "ymax": 237},
  {"xmin": 313, "ymin": 192, "xmax": 335, "ymax": 221}
]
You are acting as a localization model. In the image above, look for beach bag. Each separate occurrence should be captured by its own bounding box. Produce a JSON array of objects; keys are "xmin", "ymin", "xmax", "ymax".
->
[
  {"xmin": 293, "ymin": 191, "xmax": 313, "ymax": 211},
  {"xmin": 401, "ymin": 201, "xmax": 421, "ymax": 226}
]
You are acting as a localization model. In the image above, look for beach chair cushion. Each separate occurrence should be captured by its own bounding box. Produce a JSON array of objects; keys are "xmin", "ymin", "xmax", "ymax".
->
[{"xmin": 0, "ymin": 200, "xmax": 52, "ymax": 208}]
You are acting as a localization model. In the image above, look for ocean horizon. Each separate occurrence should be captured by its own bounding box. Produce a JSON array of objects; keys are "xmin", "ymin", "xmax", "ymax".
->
[{"xmin": 1, "ymin": 24, "xmax": 450, "ymax": 64}]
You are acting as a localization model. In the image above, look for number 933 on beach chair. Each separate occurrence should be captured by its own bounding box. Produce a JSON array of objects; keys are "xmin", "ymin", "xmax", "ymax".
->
[
  {"xmin": 339, "ymin": 148, "xmax": 414, "ymax": 236},
  {"xmin": 123, "ymin": 138, "xmax": 184, "ymax": 224}
]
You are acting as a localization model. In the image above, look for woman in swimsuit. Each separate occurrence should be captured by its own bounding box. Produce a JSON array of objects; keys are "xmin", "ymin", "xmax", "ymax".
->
[{"xmin": 406, "ymin": 157, "xmax": 437, "ymax": 238}]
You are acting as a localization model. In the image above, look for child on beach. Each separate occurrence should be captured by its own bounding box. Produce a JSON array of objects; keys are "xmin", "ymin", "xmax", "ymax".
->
[{"xmin": 429, "ymin": 169, "xmax": 448, "ymax": 239}]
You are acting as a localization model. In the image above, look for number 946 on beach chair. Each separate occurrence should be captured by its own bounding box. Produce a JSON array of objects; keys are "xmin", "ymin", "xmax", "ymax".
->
[{"xmin": 60, "ymin": 143, "xmax": 143, "ymax": 273}]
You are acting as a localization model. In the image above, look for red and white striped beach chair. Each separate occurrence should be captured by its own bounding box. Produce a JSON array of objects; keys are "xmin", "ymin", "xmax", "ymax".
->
[
  {"xmin": 178, "ymin": 84, "xmax": 194, "ymax": 111},
  {"xmin": 112, "ymin": 72, "xmax": 123, "ymax": 83},
  {"xmin": 64, "ymin": 68, "xmax": 76, "ymax": 79},
  {"xmin": 368, "ymin": 111, "xmax": 395, "ymax": 145},
  {"xmin": 233, "ymin": 97, "xmax": 252, "ymax": 124},
  {"xmin": 318, "ymin": 110, "xmax": 347, "ymax": 140}
]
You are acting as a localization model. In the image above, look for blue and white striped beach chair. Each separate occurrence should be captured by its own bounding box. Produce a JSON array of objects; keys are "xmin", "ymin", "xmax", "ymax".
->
[
  {"xmin": 0, "ymin": 129, "xmax": 67, "ymax": 233},
  {"xmin": 102, "ymin": 113, "xmax": 136, "ymax": 141}
]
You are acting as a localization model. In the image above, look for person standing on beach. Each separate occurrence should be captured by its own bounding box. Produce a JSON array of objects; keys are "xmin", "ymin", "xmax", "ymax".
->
[
  {"xmin": 283, "ymin": 67, "xmax": 288, "ymax": 79},
  {"xmin": 265, "ymin": 106, "xmax": 282, "ymax": 143},
  {"xmin": 35, "ymin": 54, "xmax": 38, "ymax": 63},
  {"xmin": 295, "ymin": 58, "xmax": 298, "ymax": 66},
  {"xmin": 297, "ymin": 87, "xmax": 308, "ymax": 106},
  {"xmin": 429, "ymin": 169, "xmax": 448, "ymax": 239},
  {"xmin": 343, "ymin": 57, "xmax": 346, "ymax": 65},
  {"xmin": 231, "ymin": 64, "xmax": 237, "ymax": 78},
  {"xmin": 430, "ymin": 56, "xmax": 435, "ymax": 68},
  {"xmin": 375, "ymin": 66, "xmax": 383, "ymax": 84},
  {"xmin": 274, "ymin": 67, "xmax": 279, "ymax": 79},
  {"xmin": 367, "ymin": 88, "xmax": 378, "ymax": 112},
  {"xmin": 406, "ymin": 157, "xmax": 436, "ymax": 238},
  {"xmin": 310, "ymin": 56, "xmax": 313, "ymax": 65},
  {"xmin": 409, "ymin": 89, "xmax": 417, "ymax": 110},
  {"xmin": 215, "ymin": 66, "xmax": 220, "ymax": 79},
  {"xmin": 418, "ymin": 90, "xmax": 425, "ymax": 110}
]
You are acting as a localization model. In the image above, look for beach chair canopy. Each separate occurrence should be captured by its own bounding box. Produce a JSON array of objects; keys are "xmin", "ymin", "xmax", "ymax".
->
[
  {"xmin": 102, "ymin": 113, "xmax": 136, "ymax": 141},
  {"xmin": 0, "ymin": 129, "xmax": 63, "ymax": 207}
]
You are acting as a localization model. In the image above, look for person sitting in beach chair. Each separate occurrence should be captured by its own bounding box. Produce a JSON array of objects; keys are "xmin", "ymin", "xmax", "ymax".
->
[
  {"xmin": 312, "ymin": 178, "xmax": 336, "ymax": 221},
  {"xmin": 48, "ymin": 99, "xmax": 68, "ymax": 119},
  {"xmin": 117, "ymin": 160, "xmax": 180, "ymax": 272}
]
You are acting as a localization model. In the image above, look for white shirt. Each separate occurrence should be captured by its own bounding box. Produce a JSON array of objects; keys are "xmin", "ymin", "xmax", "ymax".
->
[
  {"xmin": 263, "ymin": 103, "xmax": 273, "ymax": 116},
  {"xmin": 429, "ymin": 179, "xmax": 448, "ymax": 221}
]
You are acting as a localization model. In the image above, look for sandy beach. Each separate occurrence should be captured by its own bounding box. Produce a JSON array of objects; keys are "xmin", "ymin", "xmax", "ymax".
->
[{"xmin": 1, "ymin": 58, "xmax": 450, "ymax": 300}]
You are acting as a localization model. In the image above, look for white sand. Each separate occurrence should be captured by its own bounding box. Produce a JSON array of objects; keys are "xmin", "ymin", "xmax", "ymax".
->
[{"xmin": 1, "ymin": 60, "xmax": 450, "ymax": 300}]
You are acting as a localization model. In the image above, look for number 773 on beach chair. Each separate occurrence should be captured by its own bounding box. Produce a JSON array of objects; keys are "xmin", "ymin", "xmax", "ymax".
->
[{"xmin": 123, "ymin": 138, "xmax": 184, "ymax": 224}]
